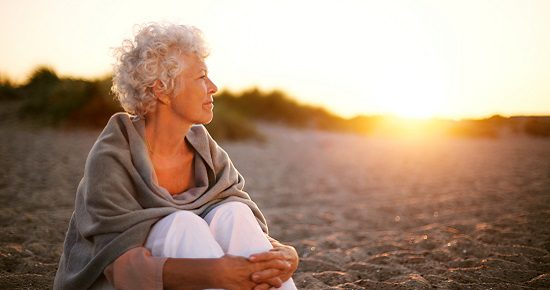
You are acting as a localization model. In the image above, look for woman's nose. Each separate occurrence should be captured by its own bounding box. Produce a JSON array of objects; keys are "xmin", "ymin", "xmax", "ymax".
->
[{"xmin": 208, "ymin": 78, "xmax": 218, "ymax": 95}]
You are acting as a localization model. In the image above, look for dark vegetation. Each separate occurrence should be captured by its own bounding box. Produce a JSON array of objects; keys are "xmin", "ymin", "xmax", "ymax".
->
[
  {"xmin": 1, "ymin": 66, "xmax": 549, "ymax": 140},
  {"xmin": 13, "ymin": 67, "xmax": 118, "ymax": 127}
]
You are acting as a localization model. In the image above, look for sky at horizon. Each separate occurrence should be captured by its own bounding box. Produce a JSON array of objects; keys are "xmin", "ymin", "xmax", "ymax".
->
[{"xmin": 1, "ymin": 0, "xmax": 549, "ymax": 119}]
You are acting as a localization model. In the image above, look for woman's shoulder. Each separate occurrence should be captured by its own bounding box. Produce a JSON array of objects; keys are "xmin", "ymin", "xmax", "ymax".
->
[
  {"xmin": 86, "ymin": 113, "xmax": 139, "ymax": 162},
  {"xmin": 104, "ymin": 112, "xmax": 137, "ymax": 129},
  {"xmin": 100, "ymin": 112, "xmax": 144, "ymax": 138}
]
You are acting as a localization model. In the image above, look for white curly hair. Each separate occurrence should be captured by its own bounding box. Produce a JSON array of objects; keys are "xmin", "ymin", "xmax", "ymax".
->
[{"xmin": 112, "ymin": 23, "xmax": 209, "ymax": 117}]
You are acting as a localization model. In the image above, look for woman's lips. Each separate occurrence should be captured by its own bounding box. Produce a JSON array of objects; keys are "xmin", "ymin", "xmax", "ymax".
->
[{"xmin": 203, "ymin": 101, "xmax": 214, "ymax": 109}]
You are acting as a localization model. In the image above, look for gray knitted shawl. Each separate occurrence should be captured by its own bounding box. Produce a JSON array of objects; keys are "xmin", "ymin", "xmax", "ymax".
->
[{"xmin": 54, "ymin": 113, "xmax": 268, "ymax": 290}]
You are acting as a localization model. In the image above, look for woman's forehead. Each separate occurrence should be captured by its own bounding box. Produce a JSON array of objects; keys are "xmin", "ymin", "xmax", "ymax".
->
[
  {"xmin": 179, "ymin": 53, "xmax": 207, "ymax": 74},
  {"xmin": 184, "ymin": 54, "xmax": 207, "ymax": 68}
]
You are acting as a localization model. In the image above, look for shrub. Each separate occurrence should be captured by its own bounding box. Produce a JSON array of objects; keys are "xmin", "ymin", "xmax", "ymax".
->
[
  {"xmin": 447, "ymin": 119, "xmax": 499, "ymax": 138},
  {"xmin": 18, "ymin": 68, "xmax": 122, "ymax": 126},
  {"xmin": 524, "ymin": 117, "xmax": 550, "ymax": 137},
  {"xmin": 0, "ymin": 75, "xmax": 20, "ymax": 100},
  {"xmin": 206, "ymin": 102, "xmax": 263, "ymax": 141}
]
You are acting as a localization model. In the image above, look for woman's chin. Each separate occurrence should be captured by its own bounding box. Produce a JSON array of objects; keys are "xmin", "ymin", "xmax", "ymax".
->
[{"xmin": 199, "ymin": 113, "xmax": 214, "ymax": 125}]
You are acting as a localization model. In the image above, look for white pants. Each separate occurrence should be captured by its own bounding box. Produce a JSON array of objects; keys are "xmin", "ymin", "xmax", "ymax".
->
[{"xmin": 145, "ymin": 202, "xmax": 297, "ymax": 290}]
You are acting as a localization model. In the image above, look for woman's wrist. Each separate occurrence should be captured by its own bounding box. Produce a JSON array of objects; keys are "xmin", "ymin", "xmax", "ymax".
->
[
  {"xmin": 209, "ymin": 256, "xmax": 228, "ymax": 287},
  {"xmin": 163, "ymin": 257, "xmax": 221, "ymax": 290}
]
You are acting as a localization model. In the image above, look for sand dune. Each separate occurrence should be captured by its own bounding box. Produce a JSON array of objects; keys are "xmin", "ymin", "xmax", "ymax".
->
[{"xmin": 1, "ymin": 109, "xmax": 549, "ymax": 289}]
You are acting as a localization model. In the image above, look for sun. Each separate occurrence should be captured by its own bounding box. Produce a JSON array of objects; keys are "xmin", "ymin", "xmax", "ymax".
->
[
  {"xmin": 366, "ymin": 50, "xmax": 449, "ymax": 120},
  {"xmin": 376, "ymin": 87, "xmax": 445, "ymax": 120},
  {"xmin": 388, "ymin": 98, "xmax": 440, "ymax": 119}
]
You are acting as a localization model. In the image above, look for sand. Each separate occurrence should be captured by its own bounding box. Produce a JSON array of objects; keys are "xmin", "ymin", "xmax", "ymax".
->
[{"xmin": 1, "ymin": 105, "xmax": 549, "ymax": 289}]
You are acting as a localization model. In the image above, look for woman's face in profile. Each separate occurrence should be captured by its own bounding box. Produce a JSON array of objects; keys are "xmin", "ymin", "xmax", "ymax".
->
[{"xmin": 168, "ymin": 53, "xmax": 218, "ymax": 125}]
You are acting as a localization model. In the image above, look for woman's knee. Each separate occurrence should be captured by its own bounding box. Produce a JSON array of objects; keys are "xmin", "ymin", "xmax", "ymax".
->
[
  {"xmin": 206, "ymin": 202, "xmax": 271, "ymax": 256},
  {"xmin": 164, "ymin": 211, "xmax": 214, "ymax": 239},
  {"xmin": 146, "ymin": 210, "xmax": 220, "ymax": 257},
  {"xmin": 205, "ymin": 201, "xmax": 261, "ymax": 233},
  {"xmin": 212, "ymin": 201, "xmax": 255, "ymax": 219},
  {"xmin": 147, "ymin": 211, "xmax": 209, "ymax": 245},
  {"xmin": 166, "ymin": 210, "xmax": 207, "ymax": 227}
]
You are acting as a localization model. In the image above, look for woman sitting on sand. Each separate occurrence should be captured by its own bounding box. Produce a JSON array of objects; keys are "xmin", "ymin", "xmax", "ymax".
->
[{"xmin": 54, "ymin": 23, "xmax": 298, "ymax": 290}]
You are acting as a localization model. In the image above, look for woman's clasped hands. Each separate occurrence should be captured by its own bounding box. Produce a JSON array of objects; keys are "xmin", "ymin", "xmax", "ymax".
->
[{"xmin": 218, "ymin": 244, "xmax": 299, "ymax": 290}]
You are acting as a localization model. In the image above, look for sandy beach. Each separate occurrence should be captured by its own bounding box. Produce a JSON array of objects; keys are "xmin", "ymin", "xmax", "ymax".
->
[{"xmin": 1, "ymin": 106, "xmax": 549, "ymax": 289}]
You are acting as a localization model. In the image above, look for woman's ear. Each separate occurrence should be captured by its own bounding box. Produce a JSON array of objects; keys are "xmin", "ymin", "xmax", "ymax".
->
[{"xmin": 152, "ymin": 80, "xmax": 171, "ymax": 105}]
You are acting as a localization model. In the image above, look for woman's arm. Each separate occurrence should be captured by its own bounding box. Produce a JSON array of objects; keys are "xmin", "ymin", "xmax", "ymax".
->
[
  {"xmin": 164, "ymin": 254, "xmax": 291, "ymax": 290},
  {"xmin": 104, "ymin": 247, "xmax": 166, "ymax": 290},
  {"xmin": 106, "ymin": 247, "xmax": 291, "ymax": 290}
]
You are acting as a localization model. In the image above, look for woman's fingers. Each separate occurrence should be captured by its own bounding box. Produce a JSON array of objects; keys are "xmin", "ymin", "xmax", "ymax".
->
[
  {"xmin": 272, "ymin": 245, "xmax": 299, "ymax": 272},
  {"xmin": 251, "ymin": 268, "xmax": 282, "ymax": 283},
  {"xmin": 266, "ymin": 277, "xmax": 283, "ymax": 288},
  {"xmin": 251, "ymin": 258, "xmax": 289, "ymax": 273},
  {"xmin": 252, "ymin": 277, "xmax": 283, "ymax": 289},
  {"xmin": 253, "ymin": 283, "xmax": 271, "ymax": 290},
  {"xmin": 250, "ymin": 259, "xmax": 290, "ymax": 286},
  {"xmin": 249, "ymin": 250, "xmax": 287, "ymax": 262},
  {"xmin": 248, "ymin": 245, "xmax": 299, "ymax": 287},
  {"xmin": 253, "ymin": 278, "xmax": 283, "ymax": 290}
]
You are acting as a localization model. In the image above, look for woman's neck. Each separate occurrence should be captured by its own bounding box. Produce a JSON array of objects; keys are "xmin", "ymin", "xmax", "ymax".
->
[{"xmin": 144, "ymin": 107, "xmax": 193, "ymax": 158}]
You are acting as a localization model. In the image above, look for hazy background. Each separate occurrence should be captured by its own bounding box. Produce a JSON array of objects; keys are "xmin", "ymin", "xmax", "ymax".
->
[{"xmin": 1, "ymin": 0, "xmax": 550, "ymax": 120}]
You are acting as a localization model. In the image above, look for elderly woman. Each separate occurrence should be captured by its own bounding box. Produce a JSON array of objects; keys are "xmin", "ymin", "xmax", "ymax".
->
[{"xmin": 54, "ymin": 23, "xmax": 298, "ymax": 290}]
